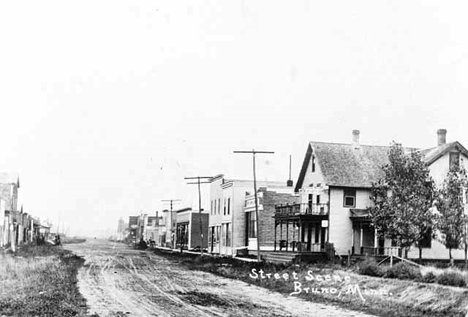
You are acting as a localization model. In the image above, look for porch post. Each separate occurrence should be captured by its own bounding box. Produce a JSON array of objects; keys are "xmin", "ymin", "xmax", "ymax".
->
[
  {"xmin": 299, "ymin": 219, "xmax": 303, "ymax": 251},
  {"xmin": 280, "ymin": 221, "xmax": 283, "ymax": 250},
  {"xmin": 359, "ymin": 222, "xmax": 363, "ymax": 254},
  {"xmin": 374, "ymin": 228, "xmax": 378, "ymax": 252},
  {"xmin": 351, "ymin": 222, "xmax": 355, "ymax": 255},
  {"xmin": 286, "ymin": 220, "xmax": 289, "ymax": 251},
  {"xmin": 292, "ymin": 221, "xmax": 295, "ymax": 252},
  {"xmin": 274, "ymin": 221, "xmax": 277, "ymax": 251}
]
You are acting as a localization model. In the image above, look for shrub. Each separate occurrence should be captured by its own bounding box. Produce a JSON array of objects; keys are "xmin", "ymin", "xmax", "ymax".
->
[
  {"xmin": 358, "ymin": 260, "xmax": 385, "ymax": 277},
  {"xmin": 384, "ymin": 262, "xmax": 422, "ymax": 281},
  {"xmin": 435, "ymin": 271, "xmax": 467, "ymax": 287},
  {"xmin": 421, "ymin": 271, "xmax": 436, "ymax": 283}
]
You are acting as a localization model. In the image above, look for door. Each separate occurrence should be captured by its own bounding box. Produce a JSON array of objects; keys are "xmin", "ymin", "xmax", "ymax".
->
[{"xmin": 320, "ymin": 226, "xmax": 326, "ymax": 251}]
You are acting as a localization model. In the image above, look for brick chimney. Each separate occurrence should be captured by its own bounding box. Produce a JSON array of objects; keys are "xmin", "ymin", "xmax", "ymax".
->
[
  {"xmin": 352, "ymin": 130, "xmax": 360, "ymax": 149},
  {"xmin": 437, "ymin": 129, "xmax": 447, "ymax": 146}
]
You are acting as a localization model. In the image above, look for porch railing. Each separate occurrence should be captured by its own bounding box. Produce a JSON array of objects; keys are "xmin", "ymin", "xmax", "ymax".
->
[
  {"xmin": 275, "ymin": 203, "xmax": 329, "ymax": 217},
  {"xmin": 274, "ymin": 241, "xmax": 334, "ymax": 254},
  {"xmin": 360, "ymin": 246, "xmax": 401, "ymax": 257}
]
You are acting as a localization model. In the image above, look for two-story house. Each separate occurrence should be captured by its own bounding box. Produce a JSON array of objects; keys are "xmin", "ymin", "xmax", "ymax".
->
[{"xmin": 276, "ymin": 129, "xmax": 468, "ymax": 260}]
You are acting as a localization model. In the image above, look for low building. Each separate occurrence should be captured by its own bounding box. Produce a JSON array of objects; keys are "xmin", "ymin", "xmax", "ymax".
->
[
  {"xmin": 128, "ymin": 216, "xmax": 139, "ymax": 242},
  {"xmin": 163, "ymin": 209, "xmax": 177, "ymax": 248},
  {"xmin": 175, "ymin": 207, "xmax": 209, "ymax": 250}
]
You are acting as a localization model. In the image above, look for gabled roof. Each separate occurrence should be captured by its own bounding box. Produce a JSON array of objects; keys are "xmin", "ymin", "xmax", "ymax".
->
[
  {"xmin": 419, "ymin": 141, "xmax": 468, "ymax": 165},
  {"xmin": 294, "ymin": 139, "xmax": 467, "ymax": 191},
  {"xmin": 295, "ymin": 142, "xmax": 401, "ymax": 191}
]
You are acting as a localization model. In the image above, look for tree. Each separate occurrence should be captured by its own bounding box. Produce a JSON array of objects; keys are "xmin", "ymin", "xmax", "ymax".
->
[
  {"xmin": 435, "ymin": 162, "xmax": 468, "ymax": 266},
  {"xmin": 370, "ymin": 143, "xmax": 436, "ymax": 259}
]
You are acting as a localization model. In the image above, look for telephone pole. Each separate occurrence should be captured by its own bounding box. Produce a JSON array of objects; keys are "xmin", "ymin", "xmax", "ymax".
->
[
  {"xmin": 185, "ymin": 176, "xmax": 212, "ymax": 255},
  {"xmin": 161, "ymin": 199, "xmax": 181, "ymax": 249},
  {"xmin": 234, "ymin": 149, "xmax": 274, "ymax": 262}
]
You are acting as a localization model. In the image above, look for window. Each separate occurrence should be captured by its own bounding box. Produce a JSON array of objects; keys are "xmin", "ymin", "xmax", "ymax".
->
[
  {"xmin": 418, "ymin": 228, "xmax": 432, "ymax": 249},
  {"xmin": 311, "ymin": 155, "xmax": 316, "ymax": 173},
  {"xmin": 211, "ymin": 200, "xmax": 213, "ymax": 215},
  {"xmin": 247, "ymin": 211, "xmax": 257, "ymax": 238},
  {"xmin": 227, "ymin": 198, "xmax": 231, "ymax": 215},
  {"xmin": 343, "ymin": 188, "xmax": 356, "ymax": 207},
  {"xmin": 450, "ymin": 152, "xmax": 460, "ymax": 168},
  {"xmin": 316, "ymin": 195, "xmax": 320, "ymax": 204},
  {"xmin": 223, "ymin": 198, "xmax": 226, "ymax": 215},
  {"xmin": 218, "ymin": 199, "xmax": 221, "ymax": 214},
  {"xmin": 225, "ymin": 223, "xmax": 231, "ymax": 247},
  {"xmin": 222, "ymin": 223, "xmax": 231, "ymax": 246}
]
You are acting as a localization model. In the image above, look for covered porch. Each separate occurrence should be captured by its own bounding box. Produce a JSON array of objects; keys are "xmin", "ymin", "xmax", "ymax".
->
[
  {"xmin": 274, "ymin": 203, "xmax": 332, "ymax": 254},
  {"xmin": 350, "ymin": 209, "xmax": 400, "ymax": 256}
]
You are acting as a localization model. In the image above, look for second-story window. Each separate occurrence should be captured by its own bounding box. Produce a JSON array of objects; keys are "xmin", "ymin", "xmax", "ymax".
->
[
  {"xmin": 316, "ymin": 195, "xmax": 320, "ymax": 204},
  {"xmin": 227, "ymin": 198, "xmax": 231, "ymax": 215},
  {"xmin": 218, "ymin": 199, "xmax": 221, "ymax": 214},
  {"xmin": 311, "ymin": 155, "xmax": 316, "ymax": 173},
  {"xmin": 223, "ymin": 198, "xmax": 226, "ymax": 215},
  {"xmin": 450, "ymin": 152, "xmax": 460, "ymax": 169},
  {"xmin": 343, "ymin": 188, "xmax": 356, "ymax": 208}
]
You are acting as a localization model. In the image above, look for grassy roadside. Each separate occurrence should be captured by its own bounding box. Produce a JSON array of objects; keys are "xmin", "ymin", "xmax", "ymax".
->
[
  {"xmin": 0, "ymin": 245, "xmax": 92, "ymax": 317},
  {"xmin": 154, "ymin": 249, "xmax": 468, "ymax": 317}
]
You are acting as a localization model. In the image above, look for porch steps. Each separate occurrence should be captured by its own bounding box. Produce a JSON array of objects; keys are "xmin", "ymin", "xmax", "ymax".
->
[
  {"xmin": 261, "ymin": 252, "xmax": 299, "ymax": 264},
  {"xmin": 261, "ymin": 251, "xmax": 329, "ymax": 264}
]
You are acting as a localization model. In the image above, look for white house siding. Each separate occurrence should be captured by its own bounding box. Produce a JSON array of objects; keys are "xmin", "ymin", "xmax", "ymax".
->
[
  {"xmin": 406, "ymin": 151, "xmax": 468, "ymax": 260},
  {"xmin": 208, "ymin": 177, "xmax": 224, "ymax": 254},
  {"xmin": 429, "ymin": 153, "xmax": 451, "ymax": 186},
  {"xmin": 329, "ymin": 187, "xmax": 373, "ymax": 255},
  {"xmin": 407, "ymin": 239, "xmax": 466, "ymax": 260},
  {"xmin": 298, "ymin": 151, "xmax": 327, "ymax": 205},
  {"xmin": 221, "ymin": 183, "xmax": 234, "ymax": 256}
]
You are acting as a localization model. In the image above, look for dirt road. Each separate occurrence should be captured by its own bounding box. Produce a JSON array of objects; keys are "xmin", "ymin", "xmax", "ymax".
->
[{"xmin": 65, "ymin": 240, "xmax": 376, "ymax": 317}]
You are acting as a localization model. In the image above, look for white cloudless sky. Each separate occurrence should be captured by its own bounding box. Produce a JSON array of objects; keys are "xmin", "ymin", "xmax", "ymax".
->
[{"xmin": 1, "ymin": 1, "xmax": 468, "ymax": 237}]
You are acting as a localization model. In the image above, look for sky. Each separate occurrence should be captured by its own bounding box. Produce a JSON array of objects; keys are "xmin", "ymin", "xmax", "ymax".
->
[{"xmin": 1, "ymin": 1, "xmax": 468, "ymax": 237}]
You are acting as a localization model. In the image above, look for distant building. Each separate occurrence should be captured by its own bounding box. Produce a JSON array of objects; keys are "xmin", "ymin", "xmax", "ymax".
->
[
  {"xmin": 117, "ymin": 218, "xmax": 127, "ymax": 241},
  {"xmin": 163, "ymin": 209, "xmax": 177, "ymax": 248},
  {"xmin": 128, "ymin": 216, "xmax": 139, "ymax": 242},
  {"xmin": 175, "ymin": 207, "xmax": 208, "ymax": 250}
]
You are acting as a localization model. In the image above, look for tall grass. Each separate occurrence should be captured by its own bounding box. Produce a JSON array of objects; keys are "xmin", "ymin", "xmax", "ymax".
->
[{"xmin": 0, "ymin": 247, "xmax": 89, "ymax": 317}]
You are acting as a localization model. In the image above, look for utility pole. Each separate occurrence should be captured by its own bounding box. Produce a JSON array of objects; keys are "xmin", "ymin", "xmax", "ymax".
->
[
  {"xmin": 234, "ymin": 149, "xmax": 274, "ymax": 262},
  {"xmin": 161, "ymin": 199, "xmax": 181, "ymax": 249},
  {"xmin": 185, "ymin": 176, "xmax": 212, "ymax": 255}
]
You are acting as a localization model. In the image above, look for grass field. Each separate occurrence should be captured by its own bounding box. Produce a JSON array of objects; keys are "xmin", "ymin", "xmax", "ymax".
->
[
  {"xmin": 0, "ymin": 245, "xmax": 92, "ymax": 317},
  {"xmin": 154, "ymin": 249, "xmax": 468, "ymax": 317}
]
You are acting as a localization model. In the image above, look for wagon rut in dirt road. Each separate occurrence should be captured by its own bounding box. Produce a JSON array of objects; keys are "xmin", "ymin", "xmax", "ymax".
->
[{"xmin": 65, "ymin": 240, "xmax": 377, "ymax": 317}]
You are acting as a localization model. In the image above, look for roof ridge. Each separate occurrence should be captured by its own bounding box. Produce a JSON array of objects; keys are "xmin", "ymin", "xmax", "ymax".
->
[{"xmin": 309, "ymin": 141, "xmax": 417, "ymax": 149}]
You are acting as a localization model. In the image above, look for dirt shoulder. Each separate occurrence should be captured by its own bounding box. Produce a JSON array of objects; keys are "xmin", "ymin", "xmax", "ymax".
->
[{"xmin": 157, "ymin": 249, "xmax": 468, "ymax": 317}]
